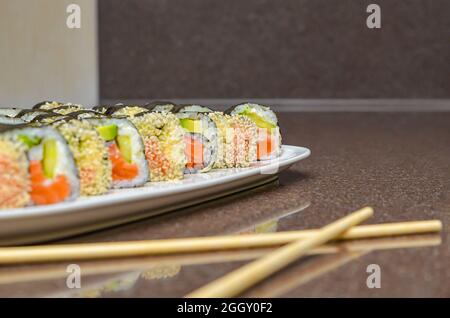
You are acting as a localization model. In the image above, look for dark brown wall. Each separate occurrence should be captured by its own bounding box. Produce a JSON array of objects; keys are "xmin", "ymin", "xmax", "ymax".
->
[{"xmin": 99, "ymin": 0, "xmax": 449, "ymax": 99}]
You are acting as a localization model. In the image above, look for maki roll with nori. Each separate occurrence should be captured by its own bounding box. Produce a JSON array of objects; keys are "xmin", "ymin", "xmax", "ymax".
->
[
  {"xmin": 228, "ymin": 103, "xmax": 282, "ymax": 160},
  {"xmin": 0, "ymin": 134, "xmax": 30, "ymax": 209},
  {"xmin": 79, "ymin": 113, "xmax": 149, "ymax": 188},
  {"xmin": 176, "ymin": 105, "xmax": 218, "ymax": 173},
  {"xmin": 1, "ymin": 125, "xmax": 80, "ymax": 206},
  {"xmin": 47, "ymin": 118, "xmax": 112, "ymax": 196},
  {"xmin": 110, "ymin": 106, "xmax": 186, "ymax": 181}
]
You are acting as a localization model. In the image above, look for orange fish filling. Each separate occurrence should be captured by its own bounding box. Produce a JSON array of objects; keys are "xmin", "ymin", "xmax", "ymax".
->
[
  {"xmin": 29, "ymin": 160, "xmax": 70, "ymax": 205},
  {"xmin": 185, "ymin": 135, "xmax": 204, "ymax": 169},
  {"xmin": 257, "ymin": 128, "xmax": 275, "ymax": 160},
  {"xmin": 108, "ymin": 143, "xmax": 138, "ymax": 181}
]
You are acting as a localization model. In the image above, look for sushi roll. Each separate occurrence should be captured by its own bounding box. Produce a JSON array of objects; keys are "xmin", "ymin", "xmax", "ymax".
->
[
  {"xmin": 109, "ymin": 106, "xmax": 186, "ymax": 181},
  {"xmin": 208, "ymin": 112, "xmax": 257, "ymax": 168},
  {"xmin": 1, "ymin": 124, "xmax": 80, "ymax": 206},
  {"xmin": 227, "ymin": 103, "xmax": 282, "ymax": 160},
  {"xmin": 0, "ymin": 108, "xmax": 22, "ymax": 117},
  {"xmin": 74, "ymin": 112, "xmax": 149, "ymax": 188},
  {"xmin": 43, "ymin": 118, "xmax": 112, "ymax": 196},
  {"xmin": 0, "ymin": 134, "xmax": 30, "ymax": 209},
  {"xmin": 175, "ymin": 105, "xmax": 218, "ymax": 173}
]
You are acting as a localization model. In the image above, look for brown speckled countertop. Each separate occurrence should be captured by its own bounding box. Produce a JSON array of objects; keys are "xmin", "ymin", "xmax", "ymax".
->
[{"xmin": 0, "ymin": 112, "xmax": 448, "ymax": 297}]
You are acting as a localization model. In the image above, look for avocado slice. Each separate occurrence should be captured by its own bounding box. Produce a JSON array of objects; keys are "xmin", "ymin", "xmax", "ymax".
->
[
  {"xmin": 179, "ymin": 118, "xmax": 202, "ymax": 133},
  {"xmin": 18, "ymin": 134, "xmax": 42, "ymax": 148},
  {"xmin": 241, "ymin": 109, "xmax": 276, "ymax": 129},
  {"xmin": 116, "ymin": 135, "xmax": 132, "ymax": 163},
  {"xmin": 96, "ymin": 124, "xmax": 118, "ymax": 141},
  {"xmin": 43, "ymin": 139, "xmax": 58, "ymax": 179}
]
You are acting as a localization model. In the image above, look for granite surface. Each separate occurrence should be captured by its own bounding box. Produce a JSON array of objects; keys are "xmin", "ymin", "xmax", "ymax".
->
[
  {"xmin": 99, "ymin": 0, "xmax": 450, "ymax": 99},
  {"xmin": 0, "ymin": 112, "xmax": 448, "ymax": 297}
]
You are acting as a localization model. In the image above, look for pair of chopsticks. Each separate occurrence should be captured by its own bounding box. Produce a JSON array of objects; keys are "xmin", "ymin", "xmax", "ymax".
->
[
  {"xmin": 0, "ymin": 207, "xmax": 442, "ymax": 296},
  {"xmin": 185, "ymin": 207, "xmax": 442, "ymax": 297}
]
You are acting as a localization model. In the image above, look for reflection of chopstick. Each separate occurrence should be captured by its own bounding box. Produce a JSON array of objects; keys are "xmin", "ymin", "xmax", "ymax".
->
[
  {"xmin": 0, "ymin": 219, "xmax": 441, "ymax": 265},
  {"xmin": 244, "ymin": 251, "xmax": 368, "ymax": 298},
  {"xmin": 0, "ymin": 235, "xmax": 441, "ymax": 286},
  {"xmin": 185, "ymin": 207, "xmax": 374, "ymax": 297}
]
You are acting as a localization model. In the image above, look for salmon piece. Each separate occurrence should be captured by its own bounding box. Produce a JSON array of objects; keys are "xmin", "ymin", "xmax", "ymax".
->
[
  {"xmin": 184, "ymin": 135, "xmax": 204, "ymax": 168},
  {"xmin": 29, "ymin": 160, "xmax": 71, "ymax": 205},
  {"xmin": 108, "ymin": 144, "xmax": 139, "ymax": 181}
]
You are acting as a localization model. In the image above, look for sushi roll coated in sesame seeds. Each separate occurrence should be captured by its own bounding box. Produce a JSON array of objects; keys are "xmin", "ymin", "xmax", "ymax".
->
[
  {"xmin": 1, "ymin": 124, "xmax": 80, "ymax": 206},
  {"xmin": 73, "ymin": 112, "xmax": 149, "ymax": 188},
  {"xmin": 227, "ymin": 103, "xmax": 282, "ymax": 160},
  {"xmin": 0, "ymin": 134, "xmax": 30, "ymax": 209},
  {"xmin": 111, "ymin": 108, "xmax": 186, "ymax": 182},
  {"xmin": 175, "ymin": 105, "xmax": 218, "ymax": 173},
  {"xmin": 47, "ymin": 118, "xmax": 112, "ymax": 196}
]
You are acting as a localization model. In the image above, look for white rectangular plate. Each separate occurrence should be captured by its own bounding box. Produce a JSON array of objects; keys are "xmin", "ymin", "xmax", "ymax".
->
[{"xmin": 0, "ymin": 145, "xmax": 310, "ymax": 245}]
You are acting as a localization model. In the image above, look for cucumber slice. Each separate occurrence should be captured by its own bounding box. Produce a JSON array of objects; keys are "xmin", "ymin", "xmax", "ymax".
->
[
  {"xmin": 18, "ymin": 134, "xmax": 41, "ymax": 148},
  {"xmin": 179, "ymin": 118, "xmax": 202, "ymax": 133},
  {"xmin": 96, "ymin": 125, "xmax": 118, "ymax": 141},
  {"xmin": 242, "ymin": 109, "xmax": 276, "ymax": 129},
  {"xmin": 116, "ymin": 135, "xmax": 132, "ymax": 163},
  {"xmin": 43, "ymin": 139, "xmax": 58, "ymax": 179}
]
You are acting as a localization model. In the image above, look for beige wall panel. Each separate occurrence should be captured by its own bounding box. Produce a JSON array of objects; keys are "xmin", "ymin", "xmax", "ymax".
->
[{"xmin": 0, "ymin": 0, "xmax": 98, "ymax": 107}]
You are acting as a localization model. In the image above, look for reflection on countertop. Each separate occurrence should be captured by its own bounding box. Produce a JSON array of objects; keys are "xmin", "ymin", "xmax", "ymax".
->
[{"xmin": 0, "ymin": 112, "xmax": 448, "ymax": 297}]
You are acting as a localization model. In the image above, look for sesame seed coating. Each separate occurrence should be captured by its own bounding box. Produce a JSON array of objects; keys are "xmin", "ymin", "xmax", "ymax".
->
[
  {"xmin": 52, "ymin": 119, "xmax": 112, "ymax": 195},
  {"xmin": 209, "ymin": 112, "xmax": 257, "ymax": 168},
  {"xmin": 0, "ymin": 137, "xmax": 30, "ymax": 208}
]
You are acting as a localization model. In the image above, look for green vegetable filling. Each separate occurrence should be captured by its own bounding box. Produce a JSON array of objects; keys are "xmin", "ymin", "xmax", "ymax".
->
[
  {"xmin": 96, "ymin": 124, "xmax": 118, "ymax": 141},
  {"xmin": 43, "ymin": 139, "xmax": 58, "ymax": 179},
  {"xmin": 179, "ymin": 118, "xmax": 202, "ymax": 133},
  {"xmin": 116, "ymin": 135, "xmax": 132, "ymax": 164},
  {"xmin": 18, "ymin": 134, "xmax": 42, "ymax": 148},
  {"xmin": 241, "ymin": 108, "xmax": 276, "ymax": 129}
]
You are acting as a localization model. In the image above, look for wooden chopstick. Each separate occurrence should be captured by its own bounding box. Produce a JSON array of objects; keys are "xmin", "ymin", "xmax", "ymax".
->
[
  {"xmin": 0, "ymin": 218, "xmax": 441, "ymax": 265},
  {"xmin": 0, "ymin": 234, "xmax": 440, "ymax": 286},
  {"xmin": 185, "ymin": 206, "xmax": 374, "ymax": 298}
]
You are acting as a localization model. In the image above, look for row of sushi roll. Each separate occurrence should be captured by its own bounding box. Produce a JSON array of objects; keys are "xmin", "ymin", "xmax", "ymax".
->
[{"xmin": 0, "ymin": 101, "xmax": 282, "ymax": 209}]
